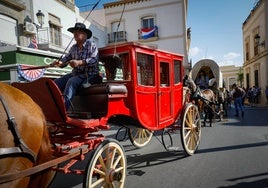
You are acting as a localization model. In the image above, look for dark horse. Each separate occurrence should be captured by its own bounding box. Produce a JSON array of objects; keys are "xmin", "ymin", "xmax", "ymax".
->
[
  {"xmin": 0, "ymin": 82, "xmax": 54, "ymax": 188},
  {"xmin": 184, "ymin": 76, "xmax": 217, "ymax": 127}
]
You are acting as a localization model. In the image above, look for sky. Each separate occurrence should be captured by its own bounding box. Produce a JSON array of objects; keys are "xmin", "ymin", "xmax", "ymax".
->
[
  {"xmin": 187, "ymin": 0, "xmax": 257, "ymax": 67},
  {"xmin": 75, "ymin": 0, "xmax": 115, "ymax": 11},
  {"xmin": 75, "ymin": 0, "xmax": 258, "ymax": 67}
]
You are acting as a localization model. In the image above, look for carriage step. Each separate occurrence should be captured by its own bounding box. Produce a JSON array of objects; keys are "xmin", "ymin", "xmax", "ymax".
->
[
  {"xmin": 166, "ymin": 146, "xmax": 180, "ymax": 152},
  {"xmin": 67, "ymin": 112, "xmax": 92, "ymax": 119}
]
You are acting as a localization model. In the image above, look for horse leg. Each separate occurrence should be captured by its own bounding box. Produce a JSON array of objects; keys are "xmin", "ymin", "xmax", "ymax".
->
[
  {"xmin": 209, "ymin": 107, "xmax": 213, "ymax": 127},
  {"xmin": 203, "ymin": 107, "xmax": 207, "ymax": 127}
]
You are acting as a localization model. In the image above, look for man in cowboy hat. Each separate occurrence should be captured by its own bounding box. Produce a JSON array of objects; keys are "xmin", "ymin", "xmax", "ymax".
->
[{"xmin": 51, "ymin": 22, "xmax": 101, "ymax": 110}]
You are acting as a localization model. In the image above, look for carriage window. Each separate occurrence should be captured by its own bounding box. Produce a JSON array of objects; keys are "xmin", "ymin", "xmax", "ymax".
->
[
  {"xmin": 137, "ymin": 53, "xmax": 155, "ymax": 86},
  {"xmin": 100, "ymin": 53, "xmax": 130, "ymax": 81},
  {"xmin": 174, "ymin": 60, "xmax": 181, "ymax": 84},
  {"xmin": 160, "ymin": 62, "xmax": 169, "ymax": 86}
]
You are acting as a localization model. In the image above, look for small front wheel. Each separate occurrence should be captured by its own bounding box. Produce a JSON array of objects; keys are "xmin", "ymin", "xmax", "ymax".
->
[
  {"xmin": 83, "ymin": 139, "xmax": 126, "ymax": 188},
  {"xmin": 180, "ymin": 103, "xmax": 201, "ymax": 156},
  {"xmin": 115, "ymin": 126, "xmax": 128, "ymax": 141},
  {"xmin": 161, "ymin": 129, "xmax": 173, "ymax": 151},
  {"xmin": 128, "ymin": 128, "xmax": 153, "ymax": 148}
]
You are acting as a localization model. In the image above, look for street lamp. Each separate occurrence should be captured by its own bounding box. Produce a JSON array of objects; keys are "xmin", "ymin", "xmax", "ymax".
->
[
  {"xmin": 254, "ymin": 34, "xmax": 265, "ymax": 48},
  {"xmin": 36, "ymin": 10, "xmax": 45, "ymax": 28}
]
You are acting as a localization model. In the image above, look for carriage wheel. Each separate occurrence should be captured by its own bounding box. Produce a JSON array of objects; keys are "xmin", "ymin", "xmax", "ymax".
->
[
  {"xmin": 83, "ymin": 139, "xmax": 126, "ymax": 188},
  {"xmin": 128, "ymin": 128, "xmax": 153, "ymax": 148},
  {"xmin": 180, "ymin": 103, "xmax": 201, "ymax": 156}
]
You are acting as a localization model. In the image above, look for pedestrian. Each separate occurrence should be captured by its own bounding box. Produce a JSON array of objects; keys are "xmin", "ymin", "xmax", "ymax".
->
[
  {"xmin": 242, "ymin": 87, "xmax": 246, "ymax": 105},
  {"xmin": 51, "ymin": 22, "xmax": 101, "ymax": 110},
  {"xmin": 195, "ymin": 70, "xmax": 209, "ymax": 89},
  {"xmin": 265, "ymin": 86, "xmax": 268, "ymax": 104},
  {"xmin": 252, "ymin": 86, "xmax": 258, "ymax": 104},
  {"xmin": 231, "ymin": 83, "xmax": 246, "ymax": 117},
  {"xmin": 247, "ymin": 87, "xmax": 253, "ymax": 106}
]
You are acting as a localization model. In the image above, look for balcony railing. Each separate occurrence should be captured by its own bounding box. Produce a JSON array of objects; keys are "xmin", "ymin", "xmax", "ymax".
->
[
  {"xmin": 36, "ymin": 27, "xmax": 74, "ymax": 53},
  {"xmin": 108, "ymin": 31, "xmax": 127, "ymax": 44}
]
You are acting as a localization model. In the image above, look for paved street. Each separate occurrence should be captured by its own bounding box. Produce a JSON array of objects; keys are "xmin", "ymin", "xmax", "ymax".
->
[{"xmin": 50, "ymin": 105, "xmax": 268, "ymax": 188}]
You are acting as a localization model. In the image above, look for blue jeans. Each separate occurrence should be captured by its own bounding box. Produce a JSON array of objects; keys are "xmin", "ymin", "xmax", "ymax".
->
[
  {"xmin": 54, "ymin": 73, "xmax": 100, "ymax": 110},
  {"xmin": 234, "ymin": 97, "xmax": 244, "ymax": 115}
]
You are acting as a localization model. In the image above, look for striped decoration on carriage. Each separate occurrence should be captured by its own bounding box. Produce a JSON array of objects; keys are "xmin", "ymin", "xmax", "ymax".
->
[{"xmin": 17, "ymin": 64, "xmax": 45, "ymax": 81}]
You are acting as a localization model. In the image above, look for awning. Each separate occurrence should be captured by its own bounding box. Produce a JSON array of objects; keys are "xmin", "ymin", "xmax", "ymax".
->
[{"xmin": 48, "ymin": 14, "xmax": 62, "ymax": 28}]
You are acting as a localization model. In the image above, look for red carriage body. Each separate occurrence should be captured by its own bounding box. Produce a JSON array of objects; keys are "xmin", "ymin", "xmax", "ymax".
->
[{"xmin": 72, "ymin": 42, "xmax": 185, "ymax": 130}]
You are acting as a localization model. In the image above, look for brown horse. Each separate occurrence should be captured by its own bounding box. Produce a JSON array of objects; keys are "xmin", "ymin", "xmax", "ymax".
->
[
  {"xmin": 0, "ymin": 82, "xmax": 53, "ymax": 188},
  {"xmin": 197, "ymin": 88, "xmax": 217, "ymax": 126},
  {"xmin": 184, "ymin": 76, "xmax": 217, "ymax": 126}
]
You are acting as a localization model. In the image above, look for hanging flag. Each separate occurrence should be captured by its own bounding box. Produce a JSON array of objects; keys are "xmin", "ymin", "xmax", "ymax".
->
[
  {"xmin": 18, "ymin": 65, "xmax": 45, "ymax": 81},
  {"xmin": 28, "ymin": 36, "xmax": 38, "ymax": 49},
  {"xmin": 141, "ymin": 26, "xmax": 158, "ymax": 39}
]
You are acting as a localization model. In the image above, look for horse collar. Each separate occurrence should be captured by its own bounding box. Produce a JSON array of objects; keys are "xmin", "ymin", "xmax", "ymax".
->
[{"xmin": 0, "ymin": 94, "xmax": 36, "ymax": 163}]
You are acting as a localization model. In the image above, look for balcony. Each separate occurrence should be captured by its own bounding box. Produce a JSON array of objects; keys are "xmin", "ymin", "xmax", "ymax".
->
[
  {"xmin": 138, "ymin": 26, "xmax": 158, "ymax": 41},
  {"xmin": 36, "ymin": 27, "xmax": 74, "ymax": 53},
  {"xmin": 107, "ymin": 31, "xmax": 127, "ymax": 44}
]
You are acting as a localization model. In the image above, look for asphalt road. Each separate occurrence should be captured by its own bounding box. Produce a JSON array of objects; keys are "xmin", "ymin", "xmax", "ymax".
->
[{"xmin": 50, "ymin": 105, "xmax": 268, "ymax": 188}]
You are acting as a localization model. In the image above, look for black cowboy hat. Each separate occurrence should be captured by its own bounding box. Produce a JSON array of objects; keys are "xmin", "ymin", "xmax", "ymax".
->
[{"xmin": 67, "ymin": 22, "xmax": 92, "ymax": 39}]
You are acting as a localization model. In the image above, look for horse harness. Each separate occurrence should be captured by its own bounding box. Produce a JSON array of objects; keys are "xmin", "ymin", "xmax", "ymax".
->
[{"xmin": 0, "ymin": 94, "xmax": 36, "ymax": 163}]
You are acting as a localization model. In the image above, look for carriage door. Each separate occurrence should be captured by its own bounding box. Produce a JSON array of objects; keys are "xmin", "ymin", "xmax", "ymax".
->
[{"xmin": 158, "ymin": 59, "xmax": 172, "ymax": 125}]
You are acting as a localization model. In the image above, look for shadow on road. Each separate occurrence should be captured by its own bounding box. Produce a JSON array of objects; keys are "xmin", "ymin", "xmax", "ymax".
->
[
  {"xmin": 218, "ymin": 172, "xmax": 268, "ymax": 188},
  {"xmin": 126, "ymin": 150, "xmax": 186, "ymax": 172},
  {"xmin": 197, "ymin": 141, "xmax": 268, "ymax": 154}
]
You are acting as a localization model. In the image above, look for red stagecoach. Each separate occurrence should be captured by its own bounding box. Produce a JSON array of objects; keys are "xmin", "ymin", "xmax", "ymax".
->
[{"xmin": 0, "ymin": 42, "xmax": 201, "ymax": 187}]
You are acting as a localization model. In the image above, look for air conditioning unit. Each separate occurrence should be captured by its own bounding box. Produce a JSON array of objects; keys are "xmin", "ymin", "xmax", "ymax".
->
[{"xmin": 24, "ymin": 22, "xmax": 36, "ymax": 35}]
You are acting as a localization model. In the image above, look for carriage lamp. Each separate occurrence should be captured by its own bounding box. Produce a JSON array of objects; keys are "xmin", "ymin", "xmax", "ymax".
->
[
  {"xmin": 254, "ymin": 34, "xmax": 265, "ymax": 48},
  {"xmin": 36, "ymin": 10, "xmax": 45, "ymax": 28}
]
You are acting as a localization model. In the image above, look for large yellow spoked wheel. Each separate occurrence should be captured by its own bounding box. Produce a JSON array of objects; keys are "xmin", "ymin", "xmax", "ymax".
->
[
  {"xmin": 180, "ymin": 103, "xmax": 201, "ymax": 156},
  {"xmin": 83, "ymin": 139, "xmax": 126, "ymax": 188},
  {"xmin": 128, "ymin": 128, "xmax": 153, "ymax": 148}
]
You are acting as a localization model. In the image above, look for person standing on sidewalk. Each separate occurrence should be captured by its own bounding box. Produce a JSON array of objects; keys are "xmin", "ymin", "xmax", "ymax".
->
[{"xmin": 231, "ymin": 83, "xmax": 246, "ymax": 117}]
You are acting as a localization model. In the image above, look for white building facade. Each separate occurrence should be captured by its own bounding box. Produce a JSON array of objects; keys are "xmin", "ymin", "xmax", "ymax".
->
[
  {"xmin": 0, "ymin": 0, "xmax": 106, "ymax": 82},
  {"xmin": 0, "ymin": 0, "xmax": 189, "ymax": 82},
  {"xmin": 103, "ymin": 0, "xmax": 189, "ymax": 70}
]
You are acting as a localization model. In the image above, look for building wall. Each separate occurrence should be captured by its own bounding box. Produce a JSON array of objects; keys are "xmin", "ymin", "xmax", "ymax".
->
[
  {"xmin": 103, "ymin": 0, "xmax": 188, "ymax": 67},
  {"xmin": 220, "ymin": 65, "xmax": 242, "ymax": 91},
  {"xmin": 242, "ymin": 0, "xmax": 268, "ymax": 105},
  {"xmin": 0, "ymin": 0, "xmax": 106, "ymax": 51},
  {"xmin": 0, "ymin": 0, "xmax": 107, "ymax": 81},
  {"xmin": 0, "ymin": 0, "xmax": 27, "ymax": 46}
]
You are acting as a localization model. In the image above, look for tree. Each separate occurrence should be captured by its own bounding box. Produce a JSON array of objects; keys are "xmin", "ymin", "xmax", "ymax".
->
[{"xmin": 237, "ymin": 68, "xmax": 243, "ymax": 87}]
